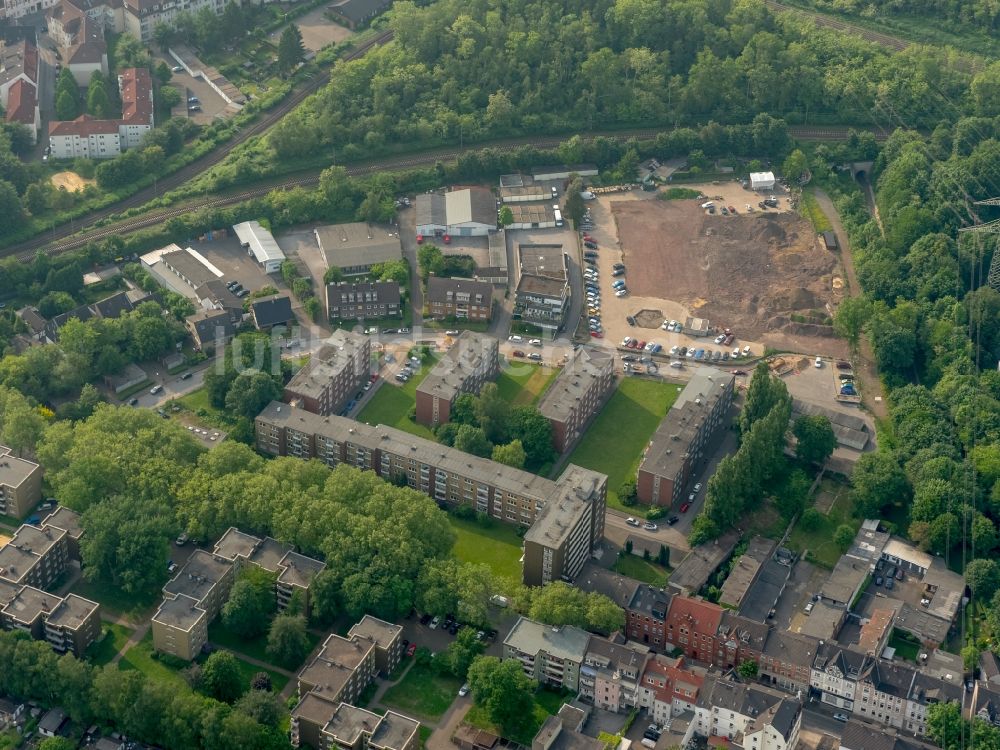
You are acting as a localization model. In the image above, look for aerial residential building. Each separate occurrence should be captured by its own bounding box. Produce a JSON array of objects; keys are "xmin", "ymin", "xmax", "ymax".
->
[
  {"xmin": 758, "ymin": 629, "xmax": 818, "ymax": 695},
  {"xmin": 578, "ymin": 637, "xmax": 649, "ymax": 713},
  {"xmin": 40, "ymin": 507, "xmax": 83, "ymax": 561},
  {"xmin": 0, "ymin": 524, "xmax": 68, "ymax": 590},
  {"xmin": 514, "ymin": 244, "xmax": 569, "ymax": 333},
  {"xmin": 503, "ymin": 617, "xmax": 590, "ymax": 692},
  {"xmin": 853, "ymin": 659, "xmax": 961, "ymax": 737},
  {"xmin": 46, "ymin": 1, "xmax": 109, "ymax": 85},
  {"xmin": 663, "ymin": 596, "xmax": 722, "ymax": 664},
  {"xmin": 5, "ymin": 79, "xmax": 38, "ymax": 142},
  {"xmin": 715, "ymin": 611, "xmax": 769, "ymax": 670},
  {"xmin": 414, "ymin": 331, "xmax": 499, "ymax": 427},
  {"xmin": 347, "ymin": 615, "xmax": 403, "ymax": 676},
  {"xmin": 415, "ymin": 188, "xmax": 496, "ymax": 237},
  {"xmin": 284, "ymin": 332, "xmax": 372, "ymax": 416},
  {"xmin": 0, "ymin": 41, "xmax": 37, "ymax": 103},
  {"xmin": 693, "ymin": 675, "xmax": 802, "ymax": 750},
  {"xmin": 298, "ymin": 632, "xmax": 375, "ymax": 705},
  {"xmin": 810, "ymin": 643, "xmax": 867, "ymax": 712},
  {"xmin": 1, "ymin": 585, "xmax": 59, "ymax": 640},
  {"xmin": 636, "ymin": 367, "xmax": 735, "ymax": 507},
  {"xmin": 298, "ymin": 701, "xmax": 419, "ymax": 750},
  {"xmin": 152, "ymin": 550, "xmax": 235, "ymax": 660},
  {"xmin": 233, "ymin": 220, "xmax": 286, "ymax": 274},
  {"xmin": 425, "ymin": 277, "xmax": 493, "ymax": 321},
  {"xmin": 276, "ymin": 551, "xmax": 326, "ymax": 614},
  {"xmin": 123, "ymin": 0, "xmax": 226, "ymax": 41},
  {"xmin": 637, "ymin": 654, "xmax": 703, "ymax": 726},
  {"xmin": 250, "ymin": 295, "xmax": 295, "ymax": 331},
  {"xmin": 48, "ymin": 67, "xmax": 152, "ymax": 159},
  {"xmin": 326, "ymin": 281, "xmax": 401, "ymax": 322},
  {"xmin": 521, "ymin": 464, "xmax": 607, "ymax": 586},
  {"xmin": 537, "ymin": 347, "xmax": 614, "ymax": 454},
  {"xmin": 42, "ymin": 593, "xmax": 101, "ymax": 655},
  {"xmin": 314, "ymin": 223, "xmax": 402, "ymax": 276},
  {"xmin": 839, "ymin": 721, "xmax": 940, "ymax": 750},
  {"xmin": 255, "ymin": 402, "xmax": 606, "ymax": 586},
  {"xmin": 533, "ymin": 705, "xmax": 604, "ymax": 750},
  {"xmin": 0, "ymin": 446, "xmax": 42, "ymax": 519},
  {"xmin": 626, "ymin": 584, "xmax": 672, "ymax": 649}
]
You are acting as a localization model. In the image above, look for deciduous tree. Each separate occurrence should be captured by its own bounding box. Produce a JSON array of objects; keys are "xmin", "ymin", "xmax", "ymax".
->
[
  {"xmin": 467, "ymin": 657, "xmax": 536, "ymax": 737},
  {"xmin": 793, "ymin": 414, "xmax": 836, "ymax": 466}
]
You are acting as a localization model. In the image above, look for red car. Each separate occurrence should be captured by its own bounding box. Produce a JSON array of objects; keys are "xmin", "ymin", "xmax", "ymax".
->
[
  {"xmin": 728, "ymin": 205, "xmax": 736, "ymax": 214},
  {"xmin": 416, "ymin": 234, "xmax": 424, "ymax": 244},
  {"xmin": 590, "ymin": 331, "xmax": 603, "ymax": 338},
  {"xmin": 370, "ymin": 373, "xmax": 379, "ymax": 382},
  {"xmin": 679, "ymin": 502, "xmax": 690, "ymax": 513},
  {"xmin": 512, "ymin": 350, "xmax": 525, "ymax": 357},
  {"xmin": 637, "ymin": 341, "xmax": 646, "ymax": 349},
  {"xmin": 443, "ymin": 234, "xmax": 451, "ymax": 244},
  {"xmin": 406, "ymin": 643, "xmax": 416, "ymax": 657}
]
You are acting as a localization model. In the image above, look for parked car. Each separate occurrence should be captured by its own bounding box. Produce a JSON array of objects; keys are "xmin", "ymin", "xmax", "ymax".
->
[
  {"xmin": 528, "ymin": 352, "xmax": 542, "ymax": 361},
  {"xmin": 509, "ymin": 335, "xmax": 523, "ymax": 342},
  {"xmin": 643, "ymin": 522, "xmax": 658, "ymax": 531},
  {"xmin": 171, "ymin": 65, "xmax": 183, "ymax": 73},
  {"xmin": 833, "ymin": 714, "xmax": 849, "ymax": 722},
  {"xmin": 175, "ymin": 532, "xmax": 189, "ymax": 546},
  {"xmin": 150, "ymin": 385, "xmax": 163, "ymax": 395},
  {"xmin": 667, "ymin": 515, "xmax": 679, "ymax": 525},
  {"xmin": 529, "ymin": 338, "xmax": 542, "ymax": 347},
  {"xmin": 885, "ymin": 578, "xmax": 894, "ymax": 590},
  {"xmin": 627, "ymin": 315, "xmax": 637, "ymax": 327},
  {"xmin": 490, "ymin": 594, "xmax": 509, "ymax": 607},
  {"xmin": 512, "ymin": 350, "xmax": 525, "ymax": 357},
  {"xmin": 679, "ymin": 502, "xmax": 690, "ymax": 513},
  {"xmin": 874, "ymin": 576, "xmax": 883, "ymax": 586},
  {"xmin": 406, "ymin": 643, "xmax": 417, "ymax": 656},
  {"xmin": 429, "ymin": 616, "xmax": 440, "ymax": 630},
  {"xmin": 168, "ymin": 561, "xmax": 178, "ymax": 573},
  {"xmin": 815, "ymin": 356, "xmax": 823, "ymax": 368},
  {"xmin": 626, "ymin": 517, "xmax": 640, "ymax": 527},
  {"xmin": 445, "ymin": 330, "xmax": 459, "ymax": 336},
  {"xmin": 804, "ymin": 602, "xmax": 814, "ymax": 614},
  {"xmin": 459, "ymin": 684, "xmax": 470, "ymax": 697},
  {"xmin": 896, "ymin": 568, "xmax": 904, "ymax": 581}
]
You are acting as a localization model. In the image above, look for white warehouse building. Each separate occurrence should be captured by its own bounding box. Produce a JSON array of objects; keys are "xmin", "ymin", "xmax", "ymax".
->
[
  {"xmin": 234, "ymin": 220, "xmax": 286, "ymax": 274},
  {"xmin": 415, "ymin": 187, "xmax": 496, "ymax": 238}
]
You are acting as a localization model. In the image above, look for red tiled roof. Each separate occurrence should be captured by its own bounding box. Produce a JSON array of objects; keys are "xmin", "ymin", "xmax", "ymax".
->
[
  {"xmin": 666, "ymin": 596, "xmax": 724, "ymax": 637},
  {"xmin": 5, "ymin": 79, "xmax": 35, "ymax": 126},
  {"xmin": 48, "ymin": 113, "xmax": 119, "ymax": 137},
  {"xmin": 119, "ymin": 67, "xmax": 151, "ymax": 124},
  {"xmin": 21, "ymin": 42, "xmax": 38, "ymax": 84}
]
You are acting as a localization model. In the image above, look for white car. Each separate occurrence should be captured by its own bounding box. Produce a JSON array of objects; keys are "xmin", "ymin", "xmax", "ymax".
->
[
  {"xmin": 815, "ymin": 356, "xmax": 823, "ymax": 368},
  {"xmin": 429, "ymin": 616, "xmax": 440, "ymax": 629},
  {"xmin": 622, "ymin": 337, "xmax": 633, "ymax": 347},
  {"xmin": 459, "ymin": 683, "xmax": 470, "ymax": 697},
  {"xmin": 833, "ymin": 713, "xmax": 849, "ymax": 722},
  {"xmin": 742, "ymin": 345, "xmax": 751, "ymax": 356},
  {"xmin": 626, "ymin": 517, "xmax": 640, "ymax": 527},
  {"xmin": 732, "ymin": 347, "xmax": 741, "ymax": 357},
  {"xmin": 643, "ymin": 522, "xmax": 658, "ymax": 531},
  {"xmin": 529, "ymin": 339, "xmax": 542, "ymax": 347},
  {"xmin": 715, "ymin": 334, "xmax": 726, "ymax": 344},
  {"xmin": 645, "ymin": 342, "xmax": 655, "ymax": 352},
  {"xmin": 670, "ymin": 345, "xmax": 679, "ymax": 355},
  {"xmin": 670, "ymin": 361, "xmax": 683, "ymax": 369},
  {"xmin": 616, "ymin": 289, "xmax": 628, "ymax": 297},
  {"xmin": 694, "ymin": 482, "xmax": 702, "ymax": 492},
  {"xmin": 509, "ymin": 335, "xmax": 523, "ymax": 343},
  {"xmin": 445, "ymin": 330, "xmax": 459, "ymax": 336}
]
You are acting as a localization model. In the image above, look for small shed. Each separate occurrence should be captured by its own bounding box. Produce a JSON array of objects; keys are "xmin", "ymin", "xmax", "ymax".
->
[
  {"xmin": 684, "ymin": 316, "xmax": 711, "ymax": 337},
  {"xmin": 822, "ymin": 231, "xmax": 839, "ymax": 250},
  {"xmin": 750, "ymin": 171, "xmax": 776, "ymax": 191}
]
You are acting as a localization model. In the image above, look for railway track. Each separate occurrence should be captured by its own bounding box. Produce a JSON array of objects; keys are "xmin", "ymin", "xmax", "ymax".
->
[
  {"xmin": 8, "ymin": 124, "xmax": 892, "ymax": 262},
  {"xmin": 0, "ymin": 29, "xmax": 395, "ymax": 260},
  {"xmin": 765, "ymin": 0, "xmax": 909, "ymax": 51}
]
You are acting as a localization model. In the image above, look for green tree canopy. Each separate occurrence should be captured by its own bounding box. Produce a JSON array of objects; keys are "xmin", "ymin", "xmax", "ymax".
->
[
  {"xmin": 467, "ymin": 656, "xmax": 536, "ymax": 737},
  {"xmin": 793, "ymin": 414, "xmax": 837, "ymax": 466},
  {"xmin": 201, "ymin": 651, "xmax": 244, "ymax": 703}
]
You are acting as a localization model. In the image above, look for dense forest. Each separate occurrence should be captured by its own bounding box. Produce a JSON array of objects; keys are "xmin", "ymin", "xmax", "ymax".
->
[
  {"xmin": 265, "ymin": 0, "xmax": 973, "ymax": 164},
  {"xmin": 804, "ymin": 0, "xmax": 1000, "ymax": 33}
]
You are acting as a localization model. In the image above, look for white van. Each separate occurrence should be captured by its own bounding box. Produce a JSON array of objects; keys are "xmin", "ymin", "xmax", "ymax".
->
[{"xmin": 700, "ymin": 201, "xmax": 714, "ymax": 209}]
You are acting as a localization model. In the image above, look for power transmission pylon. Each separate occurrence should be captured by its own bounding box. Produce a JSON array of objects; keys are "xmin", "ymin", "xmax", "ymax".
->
[{"xmin": 958, "ymin": 198, "xmax": 1000, "ymax": 292}]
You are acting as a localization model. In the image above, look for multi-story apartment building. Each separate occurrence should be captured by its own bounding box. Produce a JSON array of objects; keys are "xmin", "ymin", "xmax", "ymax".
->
[
  {"xmin": 325, "ymin": 281, "xmax": 401, "ymax": 322},
  {"xmin": 41, "ymin": 593, "xmax": 101, "ymax": 655},
  {"xmin": 839, "ymin": 721, "xmax": 940, "ymax": 750},
  {"xmin": 663, "ymin": 595, "xmax": 722, "ymax": 664},
  {"xmin": 211, "ymin": 527, "xmax": 326, "ymax": 616},
  {"xmin": 637, "ymin": 654, "xmax": 703, "ymax": 725},
  {"xmin": 151, "ymin": 550, "xmax": 235, "ymax": 660},
  {"xmin": 0, "ymin": 585, "xmax": 101, "ymax": 656},
  {"xmin": 637, "ymin": 367, "xmax": 735, "ymax": 506},
  {"xmin": 295, "ymin": 700, "xmax": 419, "ymax": 750},
  {"xmin": 255, "ymin": 402, "xmax": 607, "ymax": 586},
  {"xmin": 40, "ymin": 507, "xmax": 83, "ymax": 561},
  {"xmin": 853, "ymin": 660, "xmax": 960, "ymax": 737},
  {"xmin": 0, "ymin": 446, "xmax": 42, "ymax": 519},
  {"xmin": 537, "ymin": 347, "xmax": 615, "ymax": 454},
  {"xmin": 347, "ymin": 615, "xmax": 403, "ymax": 677},
  {"xmin": 522, "ymin": 464, "xmax": 606, "ymax": 586},
  {"xmin": 0, "ymin": 524, "xmax": 68, "ymax": 590},
  {"xmin": 716, "ymin": 612, "xmax": 769, "ymax": 670},
  {"xmin": 578, "ymin": 637, "xmax": 649, "ymax": 713},
  {"xmin": 123, "ymin": 0, "xmax": 226, "ymax": 41},
  {"xmin": 414, "ymin": 331, "xmax": 499, "ymax": 427},
  {"xmin": 425, "ymin": 277, "xmax": 493, "ymax": 321},
  {"xmin": 48, "ymin": 67, "xmax": 152, "ymax": 159},
  {"xmin": 626, "ymin": 584, "xmax": 672, "ymax": 649},
  {"xmin": 693, "ymin": 675, "xmax": 802, "ymax": 750},
  {"xmin": 291, "ymin": 616, "xmax": 419, "ymax": 750},
  {"xmin": 514, "ymin": 245, "xmax": 569, "ymax": 333},
  {"xmin": 503, "ymin": 617, "xmax": 590, "ymax": 692},
  {"xmin": 810, "ymin": 643, "xmax": 867, "ymax": 711},
  {"xmin": 758, "ymin": 629, "xmax": 818, "ymax": 695},
  {"xmin": 284, "ymin": 332, "xmax": 372, "ymax": 416}
]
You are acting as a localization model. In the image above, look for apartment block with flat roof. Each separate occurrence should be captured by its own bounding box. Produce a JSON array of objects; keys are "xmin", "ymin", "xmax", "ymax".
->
[
  {"xmin": 347, "ymin": 615, "xmax": 403, "ymax": 676},
  {"xmin": 151, "ymin": 594, "xmax": 208, "ymax": 661},
  {"xmin": 277, "ymin": 551, "xmax": 326, "ymax": 614},
  {"xmin": 284, "ymin": 332, "xmax": 372, "ymax": 416},
  {"xmin": 503, "ymin": 617, "xmax": 590, "ymax": 692},
  {"xmin": 426, "ymin": 277, "xmax": 494, "ymax": 322},
  {"xmin": 0, "ymin": 524, "xmax": 68, "ymax": 590},
  {"xmin": 326, "ymin": 281, "xmax": 401, "ymax": 322},
  {"xmin": 579, "ymin": 636, "xmax": 650, "ymax": 713},
  {"xmin": 415, "ymin": 332, "xmax": 499, "ymax": 427},
  {"xmin": 152, "ymin": 550, "xmax": 235, "ymax": 660},
  {"xmin": 637, "ymin": 367, "xmax": 735, "ymax": 507},
  {"xmin": 298, "ymin": 633, "xmax": 375, "ymax": 705},
  {"xmin": 41, "ymin": 507, "xmax": 83, "ymax": 561},
  {"xmin": 43, "ymin": 593, "xmax": 101, "ymax": 655},
  {"xmin": 514, "ymin": 245, "xmax": 569, "ymax": 332},
  {"xmin": 254, "ymin": 401, "xmax": 607, "ymax": 586},
  {"xmin": 537, "ymin": 347, "xmax": 614, "ymax": 454},
  {"xmin": 292, "ymin": 698, "xmax": 419, "ymax": 750},
  {"xmin": 0, "ymin": 446, "xmax": 42, "ymax": 519}
]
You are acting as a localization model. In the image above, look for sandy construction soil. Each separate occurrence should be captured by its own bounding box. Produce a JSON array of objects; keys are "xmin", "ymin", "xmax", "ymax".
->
[{"xmin": 51, "ymin": 171, "xmax": 94, "ymax": 192}]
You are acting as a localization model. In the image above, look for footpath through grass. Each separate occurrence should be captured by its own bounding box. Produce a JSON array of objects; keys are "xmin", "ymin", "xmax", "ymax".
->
[
  {"xmin": 381, "ymin": 662, "xmax": 463, "ymax": 721},
  {"xmin": 449, "ymin": 515, "xmax": 523, "ymax": 583},
  {"xmin": 86, "ymin": 622, "xmax": 136, "ymax": 666},
  {"xmin": 357, "ymin": 354, "xmax": 439, "ymax": 439},
  {"xmin": 566, "ymin": 378, "xmax": 682, "ymax": 513},
  {"xmin": 208, "ymin": 619, "xmax": 321, "ymax": 666}
]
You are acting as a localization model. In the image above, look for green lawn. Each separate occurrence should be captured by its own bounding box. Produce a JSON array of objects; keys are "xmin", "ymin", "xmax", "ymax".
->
[
  {"xmin": 449, "ymin": 516, "xmax": 523, "ymax": 583},
  {"xmin": 496, "ymin": 360, "xmax": 557, "ymax": 406},
  {"xmin": 380, "ymin": 663, "xmax": 463, "ymax": 721},
  {"xmin": 888, "ymin": 629, "xmax": 921, "ymax": 662},
  {"xmin": 177, "ymin": 387, "xmax": 234, "ymax": 430},
  {"xmin": 208, "ymin": 619, "xmax": 320, "ymax": 666},
  {"xmin": 224, "ymin": 651, "xmax": 290, "ymax": 694},
  {"xmin": 565, "ymin": 378, "xmax": 682, "ymax": 513},
  {"xmin": 356, "ymin": 354, "xmax": 439, "ymax": 439},
  {"xmin": 72, "ymin": 578, "xmax": 158, "ymax": 622},
  {"xmin": 612, "ymin": 553, "xmax": 670, "ymax": 586},
  {"xmin": 786, "ymin": 480, "xmax": 859, "ymax": 569},
  {"xmin": 86, "ymin": 622, "xmax": 136, "ymax": 666}
]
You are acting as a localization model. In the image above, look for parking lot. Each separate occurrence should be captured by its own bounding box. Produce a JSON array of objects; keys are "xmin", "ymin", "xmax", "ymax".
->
[{"xmin": 156, "ymin": 54, "xmax": 233, "ymax": 124}]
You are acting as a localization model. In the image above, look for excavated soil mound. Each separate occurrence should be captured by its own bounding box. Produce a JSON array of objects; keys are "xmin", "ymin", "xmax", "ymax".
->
[{"xmin": 635, "ymin": 308, "xmax": 665, "ymax": 328}]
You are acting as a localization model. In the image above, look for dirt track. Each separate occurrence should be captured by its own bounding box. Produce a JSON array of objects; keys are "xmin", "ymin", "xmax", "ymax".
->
[{"xmin": 611, "ymin": 199, "xmax": 848, "ymax": 356}]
